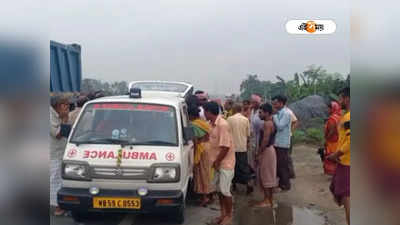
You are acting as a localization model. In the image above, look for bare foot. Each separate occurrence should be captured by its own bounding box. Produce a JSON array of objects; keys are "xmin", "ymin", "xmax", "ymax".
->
[
  {"xmin": 210, "ymin": 216, "xmax": 224, "ymax": 224},
  {"xmin": 220, "ymin": 216, "xmax": 233, "ymax": 225}
]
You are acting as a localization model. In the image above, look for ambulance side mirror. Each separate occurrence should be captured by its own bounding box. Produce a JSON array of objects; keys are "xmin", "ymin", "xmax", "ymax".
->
[{"xmin": 183, "ymin": 126, "xmax": 194, "ymax": 144}]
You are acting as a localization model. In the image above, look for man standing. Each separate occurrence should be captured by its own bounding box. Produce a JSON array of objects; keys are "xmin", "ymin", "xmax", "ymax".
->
[
  {"xmin": 327, "ymin": 87, "xmax": 350, "ymax": 225},
  {"xmin": 50, "ymin": 96, "xmax": 71, "ymax": 216},
  {"xmin": 287, "ymin": 107, "xmax": 298, "ymax": 178},
  {"xmin": 204, "ymin": 101, "xmax": 235, "ymax": 225},
  {"xmin": 271, "ymin": 95, "xmax": 292, "ymax": 191},
  {"xmin": 68, "ymin": 95, "xmax": 89, "ymax": 124},
  {"xmin": 248, "ymin": 94, "xmax": 264, "ymax": 170},
  {"xmin": 227, "ymin": 103, "xmax": 253, "ymax": 194}
]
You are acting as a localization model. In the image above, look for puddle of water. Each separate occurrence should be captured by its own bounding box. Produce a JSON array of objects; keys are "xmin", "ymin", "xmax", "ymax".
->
[{"xmin": 233, "ymin": 196, "xmax": 325, "ymax": 225}]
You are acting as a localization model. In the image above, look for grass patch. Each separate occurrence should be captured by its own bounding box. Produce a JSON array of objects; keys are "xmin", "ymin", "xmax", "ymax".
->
[{"xmin": 293, "ymin": 127, "xmax": 325, "ymax": 146}]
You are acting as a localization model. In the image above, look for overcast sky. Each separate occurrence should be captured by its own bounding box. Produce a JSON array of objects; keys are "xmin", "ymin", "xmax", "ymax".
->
[{"xmin": 46, "ymin": 0, "xmax": 349, "ymax": 95}]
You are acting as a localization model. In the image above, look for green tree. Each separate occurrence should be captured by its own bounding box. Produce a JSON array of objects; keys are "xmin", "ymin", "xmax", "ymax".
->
[
  {"xmin": 239, "ymin": 65, "xmax": 347, "ymax": 103},
  {"xmin": 239, "ymin": 74, "xmax": 264, "ymax": 100}
]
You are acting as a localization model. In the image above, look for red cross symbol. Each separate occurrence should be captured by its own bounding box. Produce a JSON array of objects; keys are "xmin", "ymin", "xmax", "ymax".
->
[
  {"xmin": 67, "ymin": 149, "xmax": 77, "ymax": 158},
  {"xmin": 166, "ymin": 152, "xmax": 175, "ymax": 161}
]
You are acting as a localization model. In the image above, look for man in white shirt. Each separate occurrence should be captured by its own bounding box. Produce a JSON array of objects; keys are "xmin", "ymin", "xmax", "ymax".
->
[
  {"xmin": 227, "ymin": 103, "xmax": 253, "ymax": 194},
  {"xmin": 195, "ymin": 91, "xmax": 208, "ymax": 121},
  {"xmin": 287, "ymin": 107, "xmax": 298, "ymax": 179}
]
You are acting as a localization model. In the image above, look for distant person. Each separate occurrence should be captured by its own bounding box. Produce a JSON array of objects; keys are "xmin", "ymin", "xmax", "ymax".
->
[
  {"xmin": 204, "ymin": 101, "xmax": 235, "ymax": 225},
  {"xmin": 195, "ymin": 90, "xmax": 208, "ymax": 120},
  {"xmin": 323, "ymin": 101, "xmax": 342, "ymax": 175},
  {"xmin": 250, "ymin": 103, "xmax": 278, "ymax": 208},
  {"xmin": 327, "ymin": 87, "xmax": 350, "ymax": 225},
  {"xmin": 50, "ymin": 96, "xmax": 70, "ymax": 216},
  {"xmin": 68, "ymin": 95, "xmax": 89, "ymax": 125},
  {"xmin": 227, "ymin": 103, "xmax": 253, "ymax": 195},
  {"xmin": 271, "ymin": 95, "xmax": 292, "ymax": 191},
  {"xmin": 241, "ymin": 100, "xmax": 251, "ymax": 120},
  {"xmin": 223, "ymin": 99, "xmax": 234, "ymax": 119},
  {"xmin": 249, "ymin": 94, "xmax": 264, "ymax": 171},
  {"xmin": 286, "ymin": 107, "xmax": 298, "ymax": 179}
]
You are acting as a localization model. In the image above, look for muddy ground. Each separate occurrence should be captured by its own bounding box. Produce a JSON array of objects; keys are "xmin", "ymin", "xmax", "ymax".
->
[{"xmin": 230, "ymin": 144, "xmax": 346, "ymax": 225}]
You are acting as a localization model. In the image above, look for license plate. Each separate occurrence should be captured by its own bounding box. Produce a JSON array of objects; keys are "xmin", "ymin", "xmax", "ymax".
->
[{"xmin": 93, "ymin": 197, "xmax": 141, "ymax": 209}]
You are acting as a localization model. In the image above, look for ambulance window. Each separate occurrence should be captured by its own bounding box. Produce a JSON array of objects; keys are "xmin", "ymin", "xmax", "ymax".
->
[{"xmin": 70, "ymin": 103, "xmax": 179, "ymax": 146}]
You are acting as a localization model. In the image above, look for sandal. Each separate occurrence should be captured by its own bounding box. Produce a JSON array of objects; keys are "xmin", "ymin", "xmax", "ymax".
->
[{"xmin": 252, "ymin": 202, "xmax": 272, "ymax": 208}]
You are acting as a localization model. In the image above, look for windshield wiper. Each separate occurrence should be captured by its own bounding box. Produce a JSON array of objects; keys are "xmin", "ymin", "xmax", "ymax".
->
[
  {"xmin": 132, "ymin": 140, "xmax": 177, "ymax": 146},
  {"xmin": 70, "ymin": 140, "xmax": 89, "ymax": 147},
  {"xmin": 71, "ymin": 138, "xmax": 134, "ymax": 147}
]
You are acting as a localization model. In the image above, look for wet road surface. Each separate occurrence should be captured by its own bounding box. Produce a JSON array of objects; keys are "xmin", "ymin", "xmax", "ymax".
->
[
  {"xmin": 50, "ymin": 145, "xmax": 338, "ymax": 225},
  {"xmin": 51, "ymin": 192, "xmax": 325, "ymax": 225}
]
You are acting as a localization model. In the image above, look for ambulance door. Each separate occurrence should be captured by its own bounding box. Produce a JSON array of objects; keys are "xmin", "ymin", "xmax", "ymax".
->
[{"xmin": 180, "ymin": 104, "xmax": 194, "ymax": 180}]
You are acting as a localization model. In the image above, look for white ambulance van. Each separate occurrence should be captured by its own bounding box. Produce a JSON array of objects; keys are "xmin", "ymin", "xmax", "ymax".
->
[{"xmin": 58, "ymin": 81, "xmax": 195, "ymax": 223}]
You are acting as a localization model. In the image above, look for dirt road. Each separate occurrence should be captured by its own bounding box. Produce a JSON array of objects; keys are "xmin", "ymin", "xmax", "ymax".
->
[
  {"xmin": 272, "ymin": 144, "xmax": 346, "ymax": 225},
  {"xmin": 51, "ymin": 144, "xmax": 346, "ymax": 225}
]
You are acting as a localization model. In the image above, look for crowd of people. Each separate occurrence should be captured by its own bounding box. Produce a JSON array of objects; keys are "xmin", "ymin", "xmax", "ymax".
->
[
  {"xmin": 186, "ymin": 92, "xmax": 296, "ymax": 225},
  {"xmin": 187, "ymin": 87, "xmax": 351, "ymax": 225},
  {"xmin": 49, "ymin": 87, "xmax": 351, "ymax": 225}
]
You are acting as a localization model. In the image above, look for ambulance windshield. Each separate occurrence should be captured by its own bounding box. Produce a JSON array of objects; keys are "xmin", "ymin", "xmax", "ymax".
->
[{"xmin": 70, "ymin": 103, "xmax": 178, "ymax": 146}]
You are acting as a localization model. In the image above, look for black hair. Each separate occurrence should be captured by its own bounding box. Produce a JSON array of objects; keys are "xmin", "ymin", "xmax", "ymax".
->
[
  {"xmin": 77, "ymin": 96, "xmax": 89, "ymax": 108},
  {"xmin": 339, "ymin": 87, "xmax": 350, "ymax": 97},
  {"xmin": 260, "ymin": 103, "xmax": 273, "ymax": 114},
  {"xmin": 186, "ymin": 95, "xmax": 199, "ymax": 107},
  {"xmin": 232, "ymin": 103, "xmax": 242, "ymax": 114},
  {"xmin": 194, "ymin": 90, "xmax": 204, "ymax": 95},
  {"xmin": 185, "ymin": 94, "xmax": 200, "ymax": 118},
  {"xmin": 272, "ymin": 95, "xmax": 287, "ymax": 105},
  {"xmin": 203, "ymin": 101, "xmax": 220, "ymax": 116},
  {"xmin": 187, "ymin": 104, "xmax": 200, "ymax": 118}
]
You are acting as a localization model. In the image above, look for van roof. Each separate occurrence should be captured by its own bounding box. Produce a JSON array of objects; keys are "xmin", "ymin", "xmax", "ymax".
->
[
  {"xmin": 88, "ymin": 93, "xmax": 184, "ymax": 108},
  {"xmin": 128, "ymin": 81, "xmax": 193, "ymax": 99}
]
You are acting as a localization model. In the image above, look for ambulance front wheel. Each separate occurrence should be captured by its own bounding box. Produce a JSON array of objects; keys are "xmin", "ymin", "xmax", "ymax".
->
[
  {"xmin": 174, "ymin": 205, "xmax": 185, "ymax": 224},
  {"xmin": 71, "ymin": 211, "xmax": 90, "ymax": 223},
  {"xmin": 162, "ymin": 203, "xmax": 185, "ymax": 224}
]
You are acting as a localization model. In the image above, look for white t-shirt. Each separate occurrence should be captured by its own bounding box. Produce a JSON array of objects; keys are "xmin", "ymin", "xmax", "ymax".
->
[
  {"xmin": 199, "ymin": 106, "xmax": 207, "ymax": 121},
  {"xmin": 287, "ymin": 108, "xmax": 298, "ymax": 136}
]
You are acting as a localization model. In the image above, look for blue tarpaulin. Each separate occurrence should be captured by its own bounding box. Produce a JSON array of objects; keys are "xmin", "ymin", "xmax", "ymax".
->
[{"xmin": 50, "ymin": 41, "xmax": 82, "ymax": 92}]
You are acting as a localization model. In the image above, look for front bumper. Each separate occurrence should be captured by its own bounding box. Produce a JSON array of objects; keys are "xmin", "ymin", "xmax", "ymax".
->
[{"xmin": 58, "ymin": 188, "xmax": 184, "ymax": 214}]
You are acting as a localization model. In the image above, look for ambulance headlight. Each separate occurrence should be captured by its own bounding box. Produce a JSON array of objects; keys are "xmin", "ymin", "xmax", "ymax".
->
[
  {"xmin": 62, "ymin": 161, "xmax": 91, "ymax": 181},
  {"xmin": 89, "ymin": 187, "xmax": 100, "ymax": 195},
  {"xmin": 149, "ymin": 164, "xmax": 180, "ymax": 183}
]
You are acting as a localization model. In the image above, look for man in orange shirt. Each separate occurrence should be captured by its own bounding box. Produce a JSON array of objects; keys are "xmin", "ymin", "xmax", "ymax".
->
[
  {"xmin": 327, "ymin": 87, "xmax": 350, "ymax": 225},
  {"xmin": 204, "ymin": 101, "xmax": 235, "ymax": 225}
]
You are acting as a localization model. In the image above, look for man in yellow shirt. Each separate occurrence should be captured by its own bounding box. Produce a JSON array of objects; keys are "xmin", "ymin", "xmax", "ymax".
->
[
  {"xmin": 327, "ymin": 87, "xmax": 350, "ymax": 225},
  {"xmin": 227, "ymin": 103, "xmax": 253, "ymax": 194}
]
